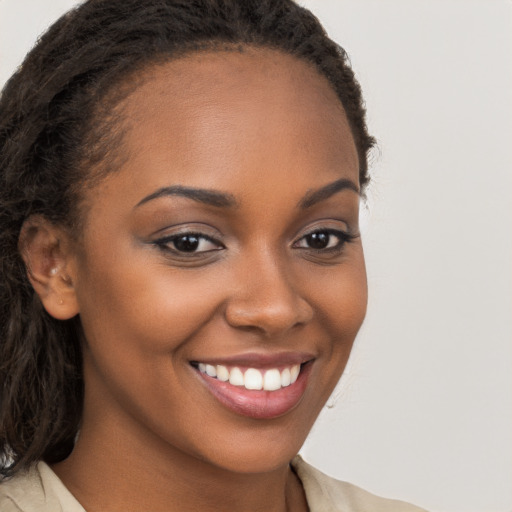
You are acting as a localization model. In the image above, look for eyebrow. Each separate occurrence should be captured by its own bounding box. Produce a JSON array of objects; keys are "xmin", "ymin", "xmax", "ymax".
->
[
  {"xmin": 135, "ymin": 185, "xmax": 238, "ymax": 209},
  {"xmin": 135, "ymin": 177, "xmax": 358, "ymax": 210},
  {"xmin": 298, "ymin": 178, "xmax": 360, "ymax": 209}
]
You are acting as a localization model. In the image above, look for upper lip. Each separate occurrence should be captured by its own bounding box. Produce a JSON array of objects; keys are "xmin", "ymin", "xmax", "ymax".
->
[{"xmin": 190, "ymin": 351, "xmax": 315, "ymax": 368}]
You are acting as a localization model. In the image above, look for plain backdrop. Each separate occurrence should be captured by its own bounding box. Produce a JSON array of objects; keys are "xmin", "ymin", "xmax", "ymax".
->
[{"xmin": 1, "ymin": 1, "xmax": 511, "ymax": 511}]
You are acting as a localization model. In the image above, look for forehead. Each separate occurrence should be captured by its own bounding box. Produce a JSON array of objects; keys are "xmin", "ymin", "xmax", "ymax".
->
[
  {"xmin": 125, "ymin": 47, "xmax": 346, "ymax": 122},
  {"xmin": 91, "ymin": 48, "xmax": 359, "ymax": 210}
]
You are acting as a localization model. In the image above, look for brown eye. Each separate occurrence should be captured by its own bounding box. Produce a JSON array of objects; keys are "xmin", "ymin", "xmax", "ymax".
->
[
  {"xmin": 154, "ymin": 233, "xmax": 223, "ymax": 254},
  {"xmin": 305, "ymin": 232, "xmax": 330, "ymax": 249},
  {"xmin": 173, "ymin": 235, "xmax": 201, "ymax": 252},
  {"xmin": 295, "ymin": 229, "xmax": 347, "ymax": 251}
]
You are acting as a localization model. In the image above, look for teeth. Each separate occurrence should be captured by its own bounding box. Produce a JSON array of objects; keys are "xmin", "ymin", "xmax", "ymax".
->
[
  {"xmin": 280, "ymin": 368, "xmax": 291, "ymax": 387},
  {"xmin": 216, "ymin": 365, "xmax": 229, "ymax": 382},
  {"xmin": 197, "ymin": 363, "xmax": 303, "ymax": 391},
  {"xmin": 263, "ymin": 369, "xmax": 281, "ymax": 391},
  {"xmin": 290, "ymin": 364, "xmax": 300, "ymax": 384},
  {"xmin": 205, "ymin": 364, "xmax": 217, "ymax": 377},
  {"xmin": 244, "ymin": 368, "xmax": 263, "ymax": 390},
  {"xmin": 229, "ymin": 367, "xmax": 244, "ymax": 386}
]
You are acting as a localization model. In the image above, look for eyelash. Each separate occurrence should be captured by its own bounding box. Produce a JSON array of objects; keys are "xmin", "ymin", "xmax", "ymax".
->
[
  {"xmin": 153, "ymin": 228, "xmax": 356, "ymax": 256},
  {"xmin": 293, "ymin": 228, "xmax": 357, "ymax": 254},
  {"xmin": 154, "ymin": 232, "xmax": 223, "ymax": 255}
]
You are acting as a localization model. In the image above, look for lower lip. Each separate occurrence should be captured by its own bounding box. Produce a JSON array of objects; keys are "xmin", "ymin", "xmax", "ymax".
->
[{"xmin": 195, "ymin": 363, "xmax": 312, "ymax": 420}]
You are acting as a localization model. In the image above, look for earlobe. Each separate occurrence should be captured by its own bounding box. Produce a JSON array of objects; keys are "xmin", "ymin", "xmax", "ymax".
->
[{"xmin": 18, "ymin": 215, "xmax": 80, "ymax": 320}]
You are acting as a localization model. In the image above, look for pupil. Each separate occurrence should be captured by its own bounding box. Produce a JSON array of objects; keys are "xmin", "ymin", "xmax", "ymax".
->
[
  {"xmin": 174, "ymin": 235, "xmax": 199, "ymax": 252},
  {"xmin": 307, "ymin": 232, "xmax": 329, "ymax": 249}
]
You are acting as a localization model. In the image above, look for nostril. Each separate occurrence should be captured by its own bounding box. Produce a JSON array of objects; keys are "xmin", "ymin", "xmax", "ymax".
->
[
  {"xmin": 224, "ymin": 295, "xmax": 313, "ymax": 336},
  {"xmin": 223, "ymin": 260, "xmax": 314, "ymax": 335}
]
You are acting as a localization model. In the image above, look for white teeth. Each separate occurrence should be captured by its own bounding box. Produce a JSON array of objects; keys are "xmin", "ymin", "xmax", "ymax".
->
[
  {"xmin": 280, "ymin": 368, "xmax": 291, "ymax": 387},
  {"xmin": 290, "ymin": 364, "xmax": 300, "ymax": 384},
  {"xmin": 229, "ymin": 367, "xmax": 244, "ymax": 386},
  {"xmin": 205, "ymin": 364, "xmax": 217, "ymax": 377},
  {"xmin": 216, "ymin": 365, "xmax": 229, "ymax": 382},
  {"xmin": 244, "ymin": 368, "xmax": 263, "ymax": 390},
  {"xmin": 263, "ymin": 369, "xmax": 281, "ymax": 391},
  {"xmin": 197, "ymin": 363, "xmax": 303, "ymax": 391}
]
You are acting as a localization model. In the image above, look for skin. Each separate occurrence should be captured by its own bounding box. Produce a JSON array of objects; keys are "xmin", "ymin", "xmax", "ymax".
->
[{"xmin": 22, "ymin": 48, "xmax": 367, "ymax": 512}]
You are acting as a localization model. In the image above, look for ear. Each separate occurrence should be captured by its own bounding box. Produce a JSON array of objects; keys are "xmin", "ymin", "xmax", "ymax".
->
[{"xmin": 18, "ymin": 215, "xmax": 79, "ymax": 320}]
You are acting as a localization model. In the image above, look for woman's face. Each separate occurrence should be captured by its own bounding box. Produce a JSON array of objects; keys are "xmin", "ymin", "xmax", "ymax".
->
[{"xmin": 70, "ymin": 48, "xmax": 367, "ymax": 474}]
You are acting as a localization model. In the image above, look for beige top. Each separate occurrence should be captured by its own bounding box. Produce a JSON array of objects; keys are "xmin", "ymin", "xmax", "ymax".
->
[{"xmin": 0, "ymin": 455, "xmax": 427, "ymax": 511}]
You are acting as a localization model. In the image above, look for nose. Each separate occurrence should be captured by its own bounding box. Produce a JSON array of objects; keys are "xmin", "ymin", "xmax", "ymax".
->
[{"xmin": 224, "ymin": 253, "xmax": 314, "ymax": 337}]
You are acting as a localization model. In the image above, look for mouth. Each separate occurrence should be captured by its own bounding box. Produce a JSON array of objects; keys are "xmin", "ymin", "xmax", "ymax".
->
[
  {"xmin": 190, "ymin": 355, "xmax": 314, "ymax": 419},
  {"xmin": 194, "ymin": 362, "xmax": 301, "ymax": 391}
]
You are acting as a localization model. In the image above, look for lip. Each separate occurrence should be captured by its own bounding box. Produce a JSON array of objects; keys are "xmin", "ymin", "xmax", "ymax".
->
[
  {"xmin": 191, "ymin": 353, "xmax": 314, "ymax": 420},
  {"xmin": 192, "ymin": 351, "xmax": 314, "ymax": 369}
]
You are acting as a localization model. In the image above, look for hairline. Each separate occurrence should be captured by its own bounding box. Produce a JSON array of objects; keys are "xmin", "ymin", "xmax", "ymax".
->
[{"xmin": 71, "ymin": 42, "xmax": 361, "ymax": 234}]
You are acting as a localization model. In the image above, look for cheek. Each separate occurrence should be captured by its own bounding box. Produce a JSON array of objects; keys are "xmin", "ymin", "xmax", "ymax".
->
[
  {"xmin": 74, "ymin": 251, "xmax": 229, "ymax": 438},
  {"xmin": 306, "ymin": 248, "xmax": 367, "ymax": 388},
  {"xmin": 312, "ymin": 249, "xmax": 367, "ymax": 339},
  {"xmin": 77, "ymin": 264, "xmax": 224, "ymax": 353},
  {"xmin": 73, "ymin": 237, "xmax": 231, "ymax": 369},
  {"xmin": 76, "ymin": 238, "xmax": 367, "ymax": 359}
]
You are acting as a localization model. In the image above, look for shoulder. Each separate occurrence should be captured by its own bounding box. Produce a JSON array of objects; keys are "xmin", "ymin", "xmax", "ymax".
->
[
  {"xmin": 291, "ymin": 455, "xmax": 428, "ymax": 512},
  {"xmin": 0, "ymin": 462, "xmax": 85, "ymax": 512}
]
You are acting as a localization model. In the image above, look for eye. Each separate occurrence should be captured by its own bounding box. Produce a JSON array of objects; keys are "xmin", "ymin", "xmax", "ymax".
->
[
  {"xmin": 293, "ymin": 229, "xmax": 354, "ymax": 251},
  {"xmin": 154, "ymin": 232, "xmax": 223, "ymax": 254}
]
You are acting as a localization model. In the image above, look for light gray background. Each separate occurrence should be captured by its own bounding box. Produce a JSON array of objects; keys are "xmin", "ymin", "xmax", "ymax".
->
[{"xmin": 1, "ymin": 1, "xmax": 511, "ymax": 511}]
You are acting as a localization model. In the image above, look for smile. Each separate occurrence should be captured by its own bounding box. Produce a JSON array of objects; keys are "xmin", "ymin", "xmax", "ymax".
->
[
  {"xmin": 196, "ymin": 363, "xmax": 301, "ymax": 391},
  {"xmin": 191, "ymin": 355, "xmax": 313, "ymax": 419}
]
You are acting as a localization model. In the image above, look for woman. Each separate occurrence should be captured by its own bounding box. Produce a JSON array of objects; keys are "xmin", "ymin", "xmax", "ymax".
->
[{"xmin": 0, "ymin": 0, "xmax": 426, "ymax": 510}]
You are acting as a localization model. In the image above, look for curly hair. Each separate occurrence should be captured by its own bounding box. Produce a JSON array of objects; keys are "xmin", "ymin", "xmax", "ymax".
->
[{"xmin": 0, "ymin": 0, "xmax": 375, "ymax": 476}]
